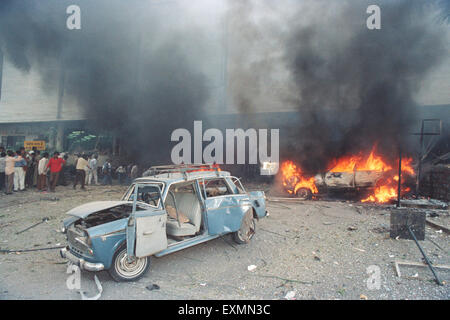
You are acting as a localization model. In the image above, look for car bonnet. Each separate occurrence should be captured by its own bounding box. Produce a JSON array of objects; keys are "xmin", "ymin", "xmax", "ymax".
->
[{"xmin": 66, "ymin": 201, "xmax": 133, "ymax": 219}]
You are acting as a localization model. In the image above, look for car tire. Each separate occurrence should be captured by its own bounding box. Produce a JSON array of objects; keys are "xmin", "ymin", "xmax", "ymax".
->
[
  {"xmin": 296, "ymin": 187, "xmax": 312, "ymax": 200},
  {"xmin": 232, "ymin": 209, "xmax": 256, "ymax": 245},
  {"xmin": 108, "ymin": 245, "xmax": 151, "ymax": 282}
]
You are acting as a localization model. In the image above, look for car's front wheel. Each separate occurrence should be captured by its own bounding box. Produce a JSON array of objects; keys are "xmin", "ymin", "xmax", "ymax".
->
[
  {"xmin": 233, "ymin": 209, "xmax": 256, "ymax": 244},
  {"xmin": 108, "ymin": 245, "xmax": 151, "ymax": 282},
  {"xmin": 296, "ymin": 187, "xmax": 312, "ymax": 200}
]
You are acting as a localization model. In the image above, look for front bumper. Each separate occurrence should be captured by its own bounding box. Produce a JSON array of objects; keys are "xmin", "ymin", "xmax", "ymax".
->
[{"xmin": 60, "ymin": 247, "xmax": 104, "ymax": 272}]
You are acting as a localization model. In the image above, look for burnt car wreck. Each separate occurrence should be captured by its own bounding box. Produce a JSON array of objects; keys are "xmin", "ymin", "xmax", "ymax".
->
[{"xmin": 279, "ymin": 148, "xmax": 417, "ymax": 203}]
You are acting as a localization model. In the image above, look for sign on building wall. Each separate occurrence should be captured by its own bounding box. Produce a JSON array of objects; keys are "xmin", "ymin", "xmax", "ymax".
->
[{"xmin": 24, "ymin": 140, "xmax": 46, "ymax": 151}]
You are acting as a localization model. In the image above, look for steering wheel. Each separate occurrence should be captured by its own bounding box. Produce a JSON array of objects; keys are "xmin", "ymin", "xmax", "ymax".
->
[{"xmin": 142, "ymin": 192, "xmax": 158, "ymax": 206}]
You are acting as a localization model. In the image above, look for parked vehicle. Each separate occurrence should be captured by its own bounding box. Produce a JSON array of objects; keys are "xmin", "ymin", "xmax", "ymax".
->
[{"xmin": 60, "ymin": 164, "xmax": 267, "ymax": 281}]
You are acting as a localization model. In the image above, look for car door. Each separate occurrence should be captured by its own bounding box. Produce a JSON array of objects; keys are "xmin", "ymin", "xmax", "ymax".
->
[
  {"xmin": 126, "ymin": 184, "xmax": 168, "ymax": 258},
  {"xmin": 201, "ymin": 177, "xmax": 251, "ymax": 235},
  {"xmin": 229, "ymin": 176, "xmax": 267, "ymax": 219}
]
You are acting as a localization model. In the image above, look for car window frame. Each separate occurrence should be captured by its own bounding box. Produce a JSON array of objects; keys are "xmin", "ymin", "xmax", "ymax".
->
[
  {"xmin": 201, "ymin": 177, "xmax": 236, "ymax": 199},
  {"xmin": 122, "ymin": 182, "xmax": 165, "ymax": 209},
  {"xmin": 229, "ymin": 176, "xmax": 246, "ymax": 194}
]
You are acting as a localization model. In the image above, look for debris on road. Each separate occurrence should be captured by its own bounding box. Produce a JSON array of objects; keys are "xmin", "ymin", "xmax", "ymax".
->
[
  {"xmin": 247, "ymin": 265, "xmax": 257, "ymax": 272},
  {"xmin": 0, "ymin": 245, "xmax": 65, "ymax": 254},
  {"xmin": 16, "ymin": 217, "xmax": 49, "ymax": 235},
  {"xmin": 400, "ymin": 199, "xmax": 448, "ymax": 210},
  {"xmin": 426, "ymin": 219, "xmax": 450, "ymax": 235},
  {"xmin": 146, "ymin": 284, "xmax": 160, "ymax": 291},
  {"xmin": 394, "ymin": 260, "xmax": 450, "ymax": 279},
  {"xmin": 284, "ymin": 290, "xmax": 296, "ymax": 300}
]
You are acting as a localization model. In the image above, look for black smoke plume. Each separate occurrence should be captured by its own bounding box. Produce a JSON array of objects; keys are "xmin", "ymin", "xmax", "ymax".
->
[
  {"xmin": 0, "ymin": 0, "xmax": 212, "ymax": 163},
  {"xmin": 285, "ymin": 0, "xmax": 447, "ymax": 173},
  {"xmin": 227, "ymin": 0, "xmax": 448, "ymax": 174}
]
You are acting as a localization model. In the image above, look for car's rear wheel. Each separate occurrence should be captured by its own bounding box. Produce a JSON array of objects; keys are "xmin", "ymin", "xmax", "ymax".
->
[
  {"xmin": 108, "ymin": 245, "xmax": 151, "ymax": 282},
  {"xmin": 296, "ymin": 187, "xmax": 312, "ymax": 200},
  {"xmin": 233, "ymin": 209, "xmax": 256, "ymax": 244}
]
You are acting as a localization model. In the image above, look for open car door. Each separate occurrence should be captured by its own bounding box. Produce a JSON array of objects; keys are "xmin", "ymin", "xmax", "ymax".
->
[{"xmin": 126, "ymin": 184, "xmax": 168, "ymax": 258}]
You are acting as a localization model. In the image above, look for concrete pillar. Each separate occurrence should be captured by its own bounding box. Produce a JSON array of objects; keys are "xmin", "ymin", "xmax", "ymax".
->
[
  {"xmin": 56, "ymin": 122, "xmax": 64, "ymax": 151},
  {"xmin": 113, "ymin": 136, "xmax": 120, "ymax": 156}
]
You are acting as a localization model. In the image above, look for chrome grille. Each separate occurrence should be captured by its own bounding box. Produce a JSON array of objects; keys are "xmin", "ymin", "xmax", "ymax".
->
[
  {"xmin": 67, "ymin": 226, "xmax": 89, "ymax": 254},
  {"xmin": 69, "ymin": 246, "xmax": 83, "ymax": 257}
]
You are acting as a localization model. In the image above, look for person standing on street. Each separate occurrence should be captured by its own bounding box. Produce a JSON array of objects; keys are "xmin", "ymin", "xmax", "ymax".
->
[
  {"xmin": 84, "ymin": 155, "xmax": 90, "ymax": 185},
  {"xmin": 5, "ymin": 150, "xmax": 22, "ymax": 195},
  {"xmin": 88, "ymin": 154, "xmax": 99, "ymax": 185},
  {"xmin": 58, "ymin": 153, "xmax": 69, "ymax": 186},
  {"xmin": 46, "ymin": 152, "xmax": 65, "ymax": 192},
  {"xmin": 25, "ymin": 150, "xmax": 36, "ymax": 189},
  {"xmin": 116, "ymin": 165, "xmax": 126, "ymax": 185},
  {"xmin": 101, "ymin": 159, "xmax": 112, "ymax": 185},
  {"xmin": 37, "ymin": 152, "xmax": 49, "ymax": 191},
  {"xmin": 14, "ymin": 150, "xmax": 27, "ymax": 192},
  {"xmin": 74, "ymin": 154, "xmax": 89, "ymax": 190},
  {"xmin": 0, "ymin": 152, "xmax": 6, "ymax": 192},
  {"xmin": 33, "ymin": 150, "xmax": 41, "ymax": 187},
  {"xmin": 131, "ymin": 164, "xmax": 139, "ymax": 180}
]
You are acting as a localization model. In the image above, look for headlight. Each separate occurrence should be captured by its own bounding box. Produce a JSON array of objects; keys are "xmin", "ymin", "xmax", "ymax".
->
[
  {"xmin": 75, "ymin": 236, "xmax": 91, "ymax": 247},
  {"xmin": 61, "ymin": 226, "xmax": 66, "ymax": 233}
]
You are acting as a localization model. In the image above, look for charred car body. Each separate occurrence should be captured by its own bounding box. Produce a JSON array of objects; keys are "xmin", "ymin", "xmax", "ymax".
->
[{"xmin": 60, "ymin": 164, "xmax": 267, "ymax": 281}]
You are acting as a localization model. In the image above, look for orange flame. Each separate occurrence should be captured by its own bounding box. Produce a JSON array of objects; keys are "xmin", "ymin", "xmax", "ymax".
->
[
  {"xmin": 361, "ymin": 158, "xmax": 415, "ymax": 203},
  {"xmin": 361, "ymin": 179, "xmax": 398, "ymax": 203},
  {"xmin": 280, "ymin": 161, "xmax": 318, "ymax": 195},
  {"xmin": 280, "ymin": 146, "xmax": 415, "ymax": 203},
  {"xmin": 186, "ymin": 163, "xmax": 221, "ymax": 173},
  {"xmin": 328, "ymin": 147, "xmax": 392, "ymax": 172}
]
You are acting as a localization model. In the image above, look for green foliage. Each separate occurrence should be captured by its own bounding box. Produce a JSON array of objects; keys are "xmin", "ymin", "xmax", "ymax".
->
[{"xmin": 67, "ymin": 130, "xmax": 97, "ymax": 151}]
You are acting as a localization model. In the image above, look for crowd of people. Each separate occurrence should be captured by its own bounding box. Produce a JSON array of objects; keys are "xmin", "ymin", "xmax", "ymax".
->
[{"xmin": 0, "ymin": 146, "xmax": 140, "ymax": 195}]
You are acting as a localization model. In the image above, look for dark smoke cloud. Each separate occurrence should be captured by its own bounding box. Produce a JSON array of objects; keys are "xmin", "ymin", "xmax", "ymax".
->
[
  {"xmin": 226, "ymin": 0, "xmax": 297, "ymax": 113},
  {"xmin": 227, "ymin": 0, "xmax": 448, "ymax": 174},
  {"xmin": 285, "ymin": 0, "xmax": 448, "ymax": 173},
  {"xmin": 1, "ymin": 0, "xmax": 448, "ymax": 171},
  {"xmin": 0, "ymin": 0, "xmax": 213, "ymax": 163}
]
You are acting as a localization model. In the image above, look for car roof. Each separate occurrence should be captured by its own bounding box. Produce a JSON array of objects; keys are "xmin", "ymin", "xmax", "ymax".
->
[{"xmin": 134, "ymin": 170, "xmax": 231, "ymax": 184}]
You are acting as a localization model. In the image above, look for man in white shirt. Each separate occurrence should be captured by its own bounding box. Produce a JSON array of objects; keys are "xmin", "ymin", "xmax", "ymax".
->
[
  {"xmin": 37, "ymin": 152, "xmax": 49, "ymax": 191},
  {"xmin": 5, "ymin": 150, "xmax": 23, "ymax": 195},
  {"xmin": 74, "ymin": 154, "xmax": 89, "ymax": 190},
  {"xmin": 87, "ymin": 154, "xmax": 99, "ymax": 185},
  {"xmin": 0, "ymin": 151, "xmax": 6, "ymax": 192},
  {"xmin": 131, "ymin": 164, "xmax": 138, "ymax": 179}
]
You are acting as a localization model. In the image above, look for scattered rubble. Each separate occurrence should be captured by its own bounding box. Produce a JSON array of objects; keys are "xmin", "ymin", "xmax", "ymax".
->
[{"xmin": 146, "ymin": 284, "xmax": 160, "ymax": 291}]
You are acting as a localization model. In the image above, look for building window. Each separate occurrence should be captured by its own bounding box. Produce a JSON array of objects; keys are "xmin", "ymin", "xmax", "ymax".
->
[{"xmin": 6, "ymin": 136, "xmax": 25, "ymax": 151}]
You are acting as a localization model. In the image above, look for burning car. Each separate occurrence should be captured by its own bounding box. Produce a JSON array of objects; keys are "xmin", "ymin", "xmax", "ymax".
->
[
  {"xmin": 60, "ymin": 164, "xmax": 267, "ymax": 282},
  {"xmin": 280, "ymin": 148, "xmax": 416, "ymax": 203}
]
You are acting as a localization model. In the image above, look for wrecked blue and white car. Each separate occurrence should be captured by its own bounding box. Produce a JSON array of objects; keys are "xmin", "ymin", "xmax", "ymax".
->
[{"xmin": 60, "ymin": 165, "xmax": 267, "ymax": 282}]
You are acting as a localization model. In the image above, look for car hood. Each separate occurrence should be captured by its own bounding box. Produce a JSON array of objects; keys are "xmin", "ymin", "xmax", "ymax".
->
[{"xmin": 66, "ymin": 201, "xmax": 132, "ymax": 218}]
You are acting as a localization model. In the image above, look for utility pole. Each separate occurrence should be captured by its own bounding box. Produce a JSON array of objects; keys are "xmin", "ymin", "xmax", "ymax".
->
[
  {"xmin": 55, "ymin": 54, "xmax": 66, "ymax": 151},
  {"xmin": 396, "ymin": 145, "xmax": 402, "ymax": 208}
]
